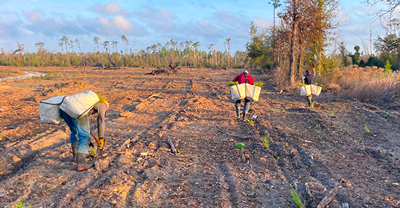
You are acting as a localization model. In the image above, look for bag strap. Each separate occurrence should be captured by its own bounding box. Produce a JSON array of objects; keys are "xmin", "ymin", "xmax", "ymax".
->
[{"xmin": 244, "ymin": 74, "xmax": 248, "ymax": 84}]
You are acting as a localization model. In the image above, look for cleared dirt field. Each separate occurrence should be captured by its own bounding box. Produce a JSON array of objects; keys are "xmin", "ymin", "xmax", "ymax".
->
[{"xmin": 0, "ymin": 67, "xmax": 400, "ymax": 207}]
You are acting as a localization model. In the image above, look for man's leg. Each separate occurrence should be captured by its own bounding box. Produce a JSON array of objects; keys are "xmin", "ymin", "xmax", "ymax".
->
[
  {"xmin": 61, "ymin": 110, "xmax": 78, "ymax": 162},
  {"xmin": 75, "ymin": 114, "xmax": 91, "ymax": 154},
  {"xmin": 235, "ymin": 100, "xmax": 241, "ymax": 119},
  {"xmin": 74, "ymin": 114, "xmax": 93, "ymax": 171},
  {"xmin": 243, "ymin": 98, "xmax": 251, "ymax": 120},
  {"xmin": 306, "ymin": 95, "xmax": 313, "ymax": 108}
]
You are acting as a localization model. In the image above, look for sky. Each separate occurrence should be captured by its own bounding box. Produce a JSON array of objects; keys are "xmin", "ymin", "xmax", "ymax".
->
[{"xmin": 0, "ymin": 0, "xmax": 392, "ymax": 54}]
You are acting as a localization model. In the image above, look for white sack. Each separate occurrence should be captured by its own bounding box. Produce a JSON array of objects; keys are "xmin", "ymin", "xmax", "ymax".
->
[
  {"xmin": 300, "ymin": 85, "xmax": 312, "ymax": 96},
  {"xmin": 60, "ymin": 90, "xmax": 99, "ymax": 119},
  {"xmin": 245, "ymin": 84, "xmax": 261, "ymax": 102},
  {"xmin": 311, "ymin": 85, "xmax": 322, "ymax": 96},
  {"xmin": 39, "ymin": 95, "xmax": 66, "ymax": 125},
  {"xmin": 230, "ymin": 84, "xmax": 246, "ymax": 100}
]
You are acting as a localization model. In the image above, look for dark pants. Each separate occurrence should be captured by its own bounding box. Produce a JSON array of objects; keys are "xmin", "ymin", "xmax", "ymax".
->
[
  {"xmin": 235, "ymin": 98, "xmax": 251, "ymax": 118},
  {"xmin": 306, "ymin": 95, "xmax": 313, "ymax": 107}
]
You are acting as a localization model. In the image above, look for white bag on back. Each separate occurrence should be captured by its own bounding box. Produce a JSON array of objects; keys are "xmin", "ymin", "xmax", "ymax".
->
[
  {"xmin": 300, "ymin": 85, "xmax": 312, "ymax": 96},
  {"xmin": 311, "ymin": 85, "xmax": 322, "ymax": 96},
  {"xmin": 230, "ymin": 84, "xmax": 246, "ymax": 100},
  {"xmin": 60, "ymin": 90, "xmax": 99, "ymax": 119},
  {"xmin": 39, "ymin": 95, "xmax": 66, "ymax": 125},
  {"xmin": 245, "ymin": 84, "xmax": 261, "ymax": 101}
]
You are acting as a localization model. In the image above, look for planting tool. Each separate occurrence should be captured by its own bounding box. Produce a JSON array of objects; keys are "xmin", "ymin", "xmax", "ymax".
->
[{"xmin": 91, "ymin": 132, "xmax": 101, "ymax": 147}]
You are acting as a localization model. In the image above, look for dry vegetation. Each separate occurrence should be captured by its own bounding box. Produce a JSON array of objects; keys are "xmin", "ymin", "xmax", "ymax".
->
[{"xmin": 318, "ymin": 65, "xmax": 400, "ymax": 102}]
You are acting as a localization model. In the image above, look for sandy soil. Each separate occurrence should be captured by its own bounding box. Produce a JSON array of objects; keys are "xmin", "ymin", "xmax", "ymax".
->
[{"xmin": 0, "ymin": 66, "xmax": 399, "ymax": 208}]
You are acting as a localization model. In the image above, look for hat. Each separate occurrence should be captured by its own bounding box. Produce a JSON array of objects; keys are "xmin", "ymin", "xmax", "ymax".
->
[
  {"xmin": 242, "ymin": 70, "xmax": 249, "ymax": 74},
  {"xmin": 305, "ymin": 70, "xmax": 310, "ymax": 74}
]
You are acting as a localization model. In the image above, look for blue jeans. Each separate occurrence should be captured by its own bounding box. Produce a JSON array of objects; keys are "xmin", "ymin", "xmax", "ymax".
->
[
  {"xmin": 61, "ymin": 110, "xmax": 91, "ymax": 154},
  {"xmin": 235, "ymin": 98, "xmax": 251, "ymax": 117}
]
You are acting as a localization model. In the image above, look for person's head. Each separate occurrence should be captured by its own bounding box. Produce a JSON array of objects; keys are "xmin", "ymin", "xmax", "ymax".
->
[
  {"xmin": 305, "ymin": 70, "xmax": 310, "ymax": 75},
  {"xmin": 242, "ymin": 70, "xmax": 249, "ymax": 75}
]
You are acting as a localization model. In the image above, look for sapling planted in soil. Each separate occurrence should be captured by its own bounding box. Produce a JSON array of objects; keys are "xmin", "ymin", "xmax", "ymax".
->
[
  {"xmin": 235, "ymin": 143, "xmax": 245, "ymax": 150},
  {"xmin": 365, "ymin": 125, "xmax": 370, "ymax": 133}
]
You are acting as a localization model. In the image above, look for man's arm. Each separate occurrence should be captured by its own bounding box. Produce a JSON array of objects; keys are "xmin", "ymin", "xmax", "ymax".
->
[{"xmin": 95, "ymin": 103, "xmax": 107, "ymax": 139}]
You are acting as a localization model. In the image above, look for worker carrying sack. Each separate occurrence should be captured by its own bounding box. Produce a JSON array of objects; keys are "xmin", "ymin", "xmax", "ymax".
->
[
  {"xmin": 230, "ymin": 84, "xmax": 246, "ymax": 100},
  {"xmin": 60, "ymin": 90, "xmax": 100, "ymax": 119},
  {"xmin": 39, "ymin": 95, "xmax": 66, "ymax": 125}
]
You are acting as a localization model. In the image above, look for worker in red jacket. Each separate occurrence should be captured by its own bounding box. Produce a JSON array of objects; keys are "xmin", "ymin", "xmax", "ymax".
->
[{"xmin": 232, "ymin": 70, "xmax": 254, "ymax": 120}]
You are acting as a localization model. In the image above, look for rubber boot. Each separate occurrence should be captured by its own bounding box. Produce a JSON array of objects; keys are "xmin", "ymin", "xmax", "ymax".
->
[
  {"xmin": 72, "ymin": 147, "xmax": 77, "ymax": 163},
  {"xmin": 76, "ymin": 153, "xmax": 93, "ymax": 171}
]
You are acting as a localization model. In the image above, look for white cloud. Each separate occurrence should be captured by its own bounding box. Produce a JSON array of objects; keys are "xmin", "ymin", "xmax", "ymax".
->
[
  {"xmin": 23, "ymin": 11, "xmax": 43, "ymax": 22},
  {"xmin": 113, "ymin": 15, "xmax": 134, "ymax": 31},
  {"xmin": 92, "ymin": 2, "xmax": 129, "ymax": 15},
  {"xmin": 95, "ymin": 15, "xmax": 137, "ymax": 35}
]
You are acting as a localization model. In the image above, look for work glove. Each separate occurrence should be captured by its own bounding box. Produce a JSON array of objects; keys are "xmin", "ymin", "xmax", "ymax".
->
[{"xmin": 98, "ymin": 138, "xmax": 105, "ymax": 149}]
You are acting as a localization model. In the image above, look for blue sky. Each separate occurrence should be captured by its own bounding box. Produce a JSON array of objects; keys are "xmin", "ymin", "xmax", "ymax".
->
[{"xmin": 0, "ymin": 0, "xmax": 390, "ymax": 54}]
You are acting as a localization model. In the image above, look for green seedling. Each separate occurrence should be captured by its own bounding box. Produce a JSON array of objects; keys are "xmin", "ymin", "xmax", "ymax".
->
[
  {"xmin": 270, "ymin": 109, "xmax": 275, "ymax": 113},
  {"xmin": 15, "ymin": 202, "xmax": 27, "ymax": 208},
  {"xmin": 260, "ymin": 135, "xmax": 270, "ymax": 149},
  {"xmin": 228, "ymin": 81, "xmax": 239, "ymax": 87},
  {"xmin": 246, "ymin": 119, "xmax": 254, "ymax": 127},
  {"xmin": 177, "ymin": 150, "xmax": 181, "ymax": 154},
  {"xmin": 235, "ymin": 143, "xmax": 245, "ymax": 150},
  {"xmin": 289, "ymin": 104, "xmax": 293, "ymax": 107},
  {"xmin": 314, "ymin": 124, "xmax": 320, "ymax": 129},
  {"xmin": 276, "ymin": 156, "xmax": 280, "ymax": 160},
  {"xmin": 254, "ymin": 82, "xmax": 264, "ymax": 87},
  {"xmin": 330, "ymin": 112, "xmax": 335, "ymax": 117},
  {"xmin": 383, "ymin": 114, "xmax": 389, "ymax": 118},
  {"xmin": 290, "ymin": 187, "xmax": 304, "ymax": 208},
  {"xmin": 365, "ymin": 125, "xmax": 370, "ymax": 133},
  {"xmin": 282, "ymin": 110, "xmax": 286, "ymax": 113},
  {"xmin": 90, "ymin": 148, "xmax": 96, "ymax": 156}
]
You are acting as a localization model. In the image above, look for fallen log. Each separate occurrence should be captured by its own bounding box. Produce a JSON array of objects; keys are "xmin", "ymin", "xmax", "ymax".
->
[{"xmin": 317, "ymin": 186, "xmax": 339, "ymax": 208}]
